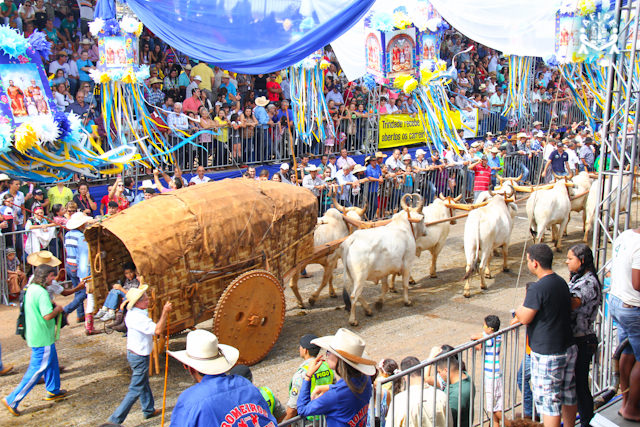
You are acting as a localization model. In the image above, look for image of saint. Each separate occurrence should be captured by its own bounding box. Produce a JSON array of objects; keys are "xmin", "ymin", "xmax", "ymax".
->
[
  {"xmin": 106, "ymin": 47, "xmax": 115, "ymax": 65},
  {"xmin": 27, "ymin": 79, "xmax": 48, "ymax": 115},
  {"xmin": 7, "ymin": 80, "xmax": 27, "ymax": 117}
]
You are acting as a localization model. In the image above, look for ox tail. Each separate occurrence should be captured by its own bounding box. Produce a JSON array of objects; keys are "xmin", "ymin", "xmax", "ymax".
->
[
  {"xmin": 341, "ymin": 238, "xmax": 354, "ymax": 312},
  {"xmin": 463, "ymin": 222, "xmax": 481, "ymax": 280}
]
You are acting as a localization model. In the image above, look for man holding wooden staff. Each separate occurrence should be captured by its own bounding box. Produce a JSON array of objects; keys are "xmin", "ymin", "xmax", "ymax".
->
[{"xmin": 107, "ymin": 285, "xmax": 172, "ymax": 424}]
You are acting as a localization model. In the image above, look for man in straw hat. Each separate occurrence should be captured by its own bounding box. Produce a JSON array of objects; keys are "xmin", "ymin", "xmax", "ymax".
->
[
  {"xmin": 168, "ymin": 329, "xmax": 277, "ymax": 426},
  {"xmin": 108, "ymin": 286, "xmax": 172, "ymax": 424},
  {"xmin": 296, "ymin": 328, "xmax": 374, "ymax": 426},
  {"xmin": 63, "ymin": 212, "xmax": 93, "ymax": 326},
  {"xmin": 3, "ymin": 264, "xmax": 68, "ymax": 416},
  {"xmin": 302, "ymin": 164, "xmax": 324, "ymax": 198}
]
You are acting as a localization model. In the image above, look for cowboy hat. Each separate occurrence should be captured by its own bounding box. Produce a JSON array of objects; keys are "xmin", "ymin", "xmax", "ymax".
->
[
  {"xmin": 305, "ymin": 164, "xmax": 319, "ymax": 172},
  {"xmin": 0, "ymin": 173, "xmax": 9, "ymax": 181},
  {"xmin": 491, "ymin": 147, "xmax": 500, "ymax": 154},
  {"xmin": 516, "ymin": 132, "xmax": 528, "ymax": 139},
  {"xmin": 124, "ymin": 284, "xmax": 149, "ymax": 310},
  {"xmin": 148, "ymin": 77, "xmax": 162, "ymax": 85},
  {"xmin": 138, "ymin": 179, "xmax": 156, "ymax": 190},
  {"xmin": 471, "ymin": 141, "xmax": 481, "ymax": 148},
  {"xmin": 352, "ymin": 164, "xmax": 367, "ymax": 174},
  {"xmin": 168, "ymin": 329, "xmax": 239, "ymax": 375},
  {"xmin": 184, "ymin": 64, "xmax": 192, "ymax": 70},
  {"xmin": 312, "ymin": 328, "xmax": 376, "ymax": 375},
  {"xmin": 66, "ymin": 212, "xmax": 93, "ymax": 230},
  {"xmin": 80, "ymin": 38, "xmax": 93, "ymax": 45},
  {"xmin": 255, "ymin": 96, "xmax": 269, "ymax": 107},
  {"xmin": 27, "ymin": 250, "xmax": 61, "ymax": 267},
  {"xmin": 486, "ymin": 132, "xmax": 494, "ymax": 136},
  {"xmin": 532, "ymin": 121, "xmax": 542, "ymax": 126},
  {"xmin": 375, "ymin": 151, "xmax": 387, "ymax": 158}
]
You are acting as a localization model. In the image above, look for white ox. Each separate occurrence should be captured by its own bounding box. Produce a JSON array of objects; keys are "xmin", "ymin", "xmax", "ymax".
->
[
  {"xmin": 457, "ymin": 183, "xmax": 518, "ymax": 298},
  {"xmin": 525, "ymin": 178, "xmax": 572, "ymax": 251},
  {"xmin": 289, "ymin": 204, "xmax": 365, "ymax": 308},
  {"xmin": 341, "ymin": 194, "xmax": 427, "ymax": 326},
  {"xmin": 416, "ymin": 195, "xmax": 459, "ymax": 278},
  {"xmin": 584, "ymin": 174, "xmax": 632, "ymax": 242},
  {"xmin": 567, "ymin": 171, "xmax": 593, "ymax": 233}
]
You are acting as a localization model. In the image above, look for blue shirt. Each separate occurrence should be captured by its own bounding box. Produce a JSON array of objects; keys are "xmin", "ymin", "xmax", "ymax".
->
[
  {"xmin": 488, "ymin": 155, "xmax": 501, "ymax": 176},
  {"xmin": 549, "ymin": 150, "xmax": 569, "ymax": 174},
  {"xmin": 297, "ymin": 377, "xmax": 372, "ymax": 427},
  {"xmin": 254, "ymin": 106, "xmax": 269, "ymax": 127},
  {"xmin": 170, "ymin": 374, "xmax": 277, "ymax": 427},
  {"xmin": 76, "ymin": 59, "xmax": 93, "ymax": 82},
  {"xmin": 274, "ymin": 109, "xmax": 293, "ymax": 124},
  {"xmin": 64, "ymin": 229, "xmax": 90, "ymax": 279},
  {"xmin": 366, "ymin": 164, "xmax": 382, "ymax": 193},
  {"xmin": 219, "ymin": 82, "xmax": 237, "ymax": 104}
]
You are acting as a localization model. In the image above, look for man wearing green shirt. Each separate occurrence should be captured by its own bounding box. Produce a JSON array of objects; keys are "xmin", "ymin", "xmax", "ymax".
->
[
  {"xmin": 2, "ymin": 264, "xmax": 67, "ymax": 416},
  {"xmin": 437, "ymin": 353, "xmax": 474, "ymax": 427}
]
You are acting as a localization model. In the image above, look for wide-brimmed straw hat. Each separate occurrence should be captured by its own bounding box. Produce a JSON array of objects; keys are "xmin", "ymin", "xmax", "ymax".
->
[
  {"xmin": 124, "ymin": 284, "xmax": 149, "ymax": 310},
  {"xmin": 255, "ymin": 96, "xmax": 269, "ymax": 107},
  {"xmin": 305, "ymin": 164, "xmax": 319, "ymax": 172},
  {"xmin": 138, "ymin": 179, "xmax": 156, "ymax": 190},
  {"xmin": 148, "ymin": 77, "xmax": 162, "ymax": 85},
  {"xmin": 352, "ymin": 164, "xmax": 367, "ymax": 174},
  {"xmin": 0, "ymin": 173, "xmax": 9, "ymax": 181},
  {"xmin": 311, "ymin": 328, "xmax": 376, "ymax": 375},
  {"xmin": 375, "ymin": 151, "xmax": 387, "ymax": 158},
  {"xmin": 66, "ymin": 212, "xmax": 93, "ymax": 230},
  {"xmin": 169, "ymin": 329, "xmax": 239, "ymax": 375},
  {"xmin": 27, "ymin": 250, "xmax": 61, "ymax": 267}
]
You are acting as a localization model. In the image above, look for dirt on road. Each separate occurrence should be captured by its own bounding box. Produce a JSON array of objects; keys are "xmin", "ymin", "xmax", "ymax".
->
[{"xmin": 0, "ymin": 204, "xmax": 626, "ymax": 426}]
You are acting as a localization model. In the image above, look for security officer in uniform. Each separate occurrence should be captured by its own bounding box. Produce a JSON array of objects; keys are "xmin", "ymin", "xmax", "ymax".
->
[
  {"xmin": 282, "ymin": 334, "xmax": 335, "ymax": 421},
  {"xmin": 228, "ymin": 364, "xmax": 286, "ymax": 422}
]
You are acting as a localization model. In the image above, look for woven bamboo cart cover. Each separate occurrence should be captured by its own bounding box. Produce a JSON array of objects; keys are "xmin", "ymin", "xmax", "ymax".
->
[{"xmin": 85, "ymin": 179, "xmax": 317, "ymax": 331}]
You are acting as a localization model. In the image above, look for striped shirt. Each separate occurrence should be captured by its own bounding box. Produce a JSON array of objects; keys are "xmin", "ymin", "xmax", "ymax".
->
[
  {"xmin": 64, "ymin": 229, "xmax": 90, "ymax": 278},
  {"xmin": 484, "ymin": 333, "xmax": 502, "ymax": 379}
]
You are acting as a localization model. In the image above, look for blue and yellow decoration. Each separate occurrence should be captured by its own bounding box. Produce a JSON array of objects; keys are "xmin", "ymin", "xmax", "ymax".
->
[{"xmin": 0, "ymin": 25, "xmax": 136, "ymax": 182}]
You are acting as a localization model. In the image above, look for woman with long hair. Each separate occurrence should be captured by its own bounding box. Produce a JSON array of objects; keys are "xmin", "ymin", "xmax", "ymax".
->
[
  {"xmin": 297, "ymin": 328, "xmax": 374, "ymax": 426},
  {"xmin": 241, "ymin": 106, "xmax": 258, "ymax": 163},
  {"xmin": 72, "ymin": 181, "xmax": 96, "ymax": 216},
  {"xmin": 566, "ymin": 243, "xmax": 602, "ymax": 427},
  {"xmin": 198, "ymin": 106, "xmax": 216, "ymax": 167}
]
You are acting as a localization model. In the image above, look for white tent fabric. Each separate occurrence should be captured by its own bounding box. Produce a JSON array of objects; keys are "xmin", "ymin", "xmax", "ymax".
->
[{"xmin": 331, "ymin": 0, "xmax": 561, "ymax": 81}]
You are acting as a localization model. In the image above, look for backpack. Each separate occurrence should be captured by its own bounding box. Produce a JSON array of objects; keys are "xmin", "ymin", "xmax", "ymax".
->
[{"xmin": 15, "ymin": 285, "xmax": 28, "ymax": 340}]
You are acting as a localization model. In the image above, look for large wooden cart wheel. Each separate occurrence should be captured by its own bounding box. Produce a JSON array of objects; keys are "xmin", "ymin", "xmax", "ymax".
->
[{"xmin": 213, "ymin": 270, "xmax": 285, "ymax": 365}]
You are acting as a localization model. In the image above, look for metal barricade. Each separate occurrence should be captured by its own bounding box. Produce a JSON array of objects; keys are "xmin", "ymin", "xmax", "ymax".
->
[
  {"xmin": 279, "ymin": 416, "xmax": 327, "ymax": 427},
  {"xmin": 375, "ymin": 324, "xmax": 528, "ymax": 427},
  {"xmin": 0, "ymin": 226, "xmax": 64, "ymax": 305},
  {"xmin": 502, "ymin": 153, "xmax": 544, "ymax": 186}
]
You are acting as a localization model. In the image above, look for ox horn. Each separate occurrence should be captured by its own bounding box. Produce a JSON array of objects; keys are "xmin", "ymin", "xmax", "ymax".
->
[
  {"xmin": 513, "ymin": 173, "xmax": 523, "ymax": 182},
  {"xmin": 331, "ymin": 197, "xmax": 346, "ymax": 213},
  {"xmin": 438, "ymin": 192, "xmax": 446, "ymax": 200},
  {"xmin": 353, "ymin": 202, "xmax": 367, "ymax": 218},
  {"xmin": 506, "ymin": 186, "xmax": 515, "ymax": 198},
  {"xmin": 448, "ymin": 203, "xmax": 474, "ymax": 211},
  {"xmin": 400, "ymin": 193, "xmax": 412, "ymax": 211},
  {"xmin": 552, "ymin": 171, "xmax": 562, "ymax": 180},
  {"xmin": 412, "ymin": 193, "xmax": 424, "ymax": 211},
  {"xmin": 454, "ymin": 194, "xmax": 463, "ymax": 202},
  {"xmin": 588, "ymin": 173, "xmax": 599, "ymax": 180},
  {"xmin": 497, "ymin": 176, "xmax": 505, "ymax": 183},
  {"xmin": 567, "ymin": 170, "xmax": 574, "ymax": 179},
  {"xmin": 488, "ymin": 190, "xmax": 496, "ymax": 196}
]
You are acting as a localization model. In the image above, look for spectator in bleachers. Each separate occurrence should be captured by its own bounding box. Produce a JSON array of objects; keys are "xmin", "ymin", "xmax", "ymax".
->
[
  {"xmin": 72, "ymin": 181, "xmax": 96, "ymax": 216},
  {"xmin": 266, "ymin": 73, "xmax": 282, "ymax": 103},
  {"xmin": 167, "ymin": 102, "xmax": 189, "ymax": 131},
  {"xmin": 146, "ymin": 77, "xmax": 165, "ymax": 107},
  {"xmin": 469, "ymin": 155, "xmax": 491, "ymax": 201},
  {"xmin": 336, "ymin": 164, "xmax": 358, "ymax": 207}
]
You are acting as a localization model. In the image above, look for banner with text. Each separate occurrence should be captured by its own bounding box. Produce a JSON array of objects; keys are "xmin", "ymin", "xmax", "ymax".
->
[
  {"xmin": 451, "ymin": 108, "xmax": 479, "ymax": 138},
  {"xmin": 378, "ymin": 114, "xmax": 426, "ymax": 148}
]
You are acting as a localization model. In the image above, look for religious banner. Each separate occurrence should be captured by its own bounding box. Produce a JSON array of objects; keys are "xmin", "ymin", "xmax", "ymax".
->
[{"xmin": 378, "ymin": 113, "xmax": 425, "ymax": 148}]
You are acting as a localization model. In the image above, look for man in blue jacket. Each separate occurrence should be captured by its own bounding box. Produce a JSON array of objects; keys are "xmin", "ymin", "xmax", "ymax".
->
[{"xmin": 169, "ymin": 330, "xmax": 277, "ymax": 427}]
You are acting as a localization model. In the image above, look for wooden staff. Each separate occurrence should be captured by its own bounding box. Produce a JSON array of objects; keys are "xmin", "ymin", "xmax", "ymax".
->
[{"xmin": 161, "ymin": 312, "xmax": 171, "ymax": 426}]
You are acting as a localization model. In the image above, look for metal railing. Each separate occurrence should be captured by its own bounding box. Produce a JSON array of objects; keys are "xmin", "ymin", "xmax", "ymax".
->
[{"xmin": 0, "ymin": 226, "xmax": 65, "ymax": 305}]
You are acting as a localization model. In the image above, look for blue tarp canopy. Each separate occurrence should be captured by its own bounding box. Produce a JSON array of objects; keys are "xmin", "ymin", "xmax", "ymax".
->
[{"xmin": 96, "ymin": 0, "xmax": 374, "ymax": 73}]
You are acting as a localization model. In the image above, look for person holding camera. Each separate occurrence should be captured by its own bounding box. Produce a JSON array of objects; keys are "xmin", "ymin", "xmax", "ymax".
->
[{"xmin": 3, "ymin": 264, "xmax": 67, "ymax": 416}]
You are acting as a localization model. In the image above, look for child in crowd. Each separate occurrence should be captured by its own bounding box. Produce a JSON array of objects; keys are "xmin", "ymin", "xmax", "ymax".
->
[
  {"xmin": 65, "ymin": 201, "xmax": 78, "ymax": 219},
  {"xmin": 6, "ymin": 248, "xmax": 26, "ymax": 297},
  {"xmin": 52, "ymin": 204, "xmax": 68, "ymax": 227},
  {"xmin": 472, "ymin": 314, "xmax": 503, "ymax": 426},
  {"xmin": 106, "ymin": 201, "xmax": 119, "ymax": 217},
  {"xmin": 95, "ymin": 262, "xmax": 140, "ymax": 322}
]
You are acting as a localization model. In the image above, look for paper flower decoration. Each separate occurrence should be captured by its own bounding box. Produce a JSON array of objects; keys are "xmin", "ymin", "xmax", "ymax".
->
[
  {"xmin": 0, "ymin": 123, "xmax": 12, "ymax": 154},
  {"xmin": 135, "ymin": 22, "xmax": 143, "ymax": 37},
  {"xmin": 103, "ymin": 19, "xmax": 121, "ymax": 36},
  {"xmin": 120, "ymin": 16, "xmax": 140, "ymax": 34},
  {"xmin": 27, "ymin": 30, "xmax": 52, "ymax": 58},
  {"xmin": 53, "ymin": 111, "xmax": 71, "ymax": 140},
  {"xmin": 362, "ymin": 74, "xmax": 376, "ymax": 91},
  {"xmin": 135, "ymin": 65, "xmax": 150, "ymax": 81},
  {"xmin": 0, "ymin": 25, "xmax": 29, "ymax": 59},
  {"xmin": 319, "ymin": 59, "xmax": 331, "ymax": 70},
  {"xmin": 403, "ymin": 77, "xmax": 418, "ymax": 94},
  {"xmin": 370, "ymin": 12, "xmax": 394, "ymax": 32},
  {"xmin": 67, "ymin": 112, "xmax": 84, "ymax": 141},
  {"xmin": 89, "ymin": 18, "xmax": 105, "ymax": 36},
  {"xmin": 14, "ymin": 123, "xmax": 38, "ymax": 153},
  {"xmin": 577, "ymin": 0, "xmax": 596, "ymax": 15},
  {"xmin": 392, "ymin": 11, "xmax": 411, "ymax": 30},
  {"xmin": 31, "ymin": 115, "xmax": 60, "ymax": 143},
  {"xmin": 544, "ymin": 55, "xmax": 559, "ymax": 67},
  {"xmin": 121, "ymin": 67, "xmax": 136, "ymax": 84}
]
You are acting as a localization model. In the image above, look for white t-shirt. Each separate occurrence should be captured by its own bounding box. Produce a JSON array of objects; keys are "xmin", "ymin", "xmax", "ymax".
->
[
  {"xmin": 610, "ymin": 229, "xmax": 640, "ymax": 306},
  {"xmin": 125, "ymin": 307, "xmax": 157, "ymax": 356},
  {"xmin": 543, "ymin": 143, "xmax": 556, "ymax": 161},
  {"xmin": 566, "ymin": 148, "xmax": 580, "ymax": 171},
  {"xmin": 189, "ymin": 175, "xmax": 211, "ymax": 185}
]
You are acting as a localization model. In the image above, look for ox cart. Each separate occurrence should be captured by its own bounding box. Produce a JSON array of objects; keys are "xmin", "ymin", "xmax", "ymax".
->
[{"xmin": 85, "ymin": 179, "xmax": 339, "ymax": 367}]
